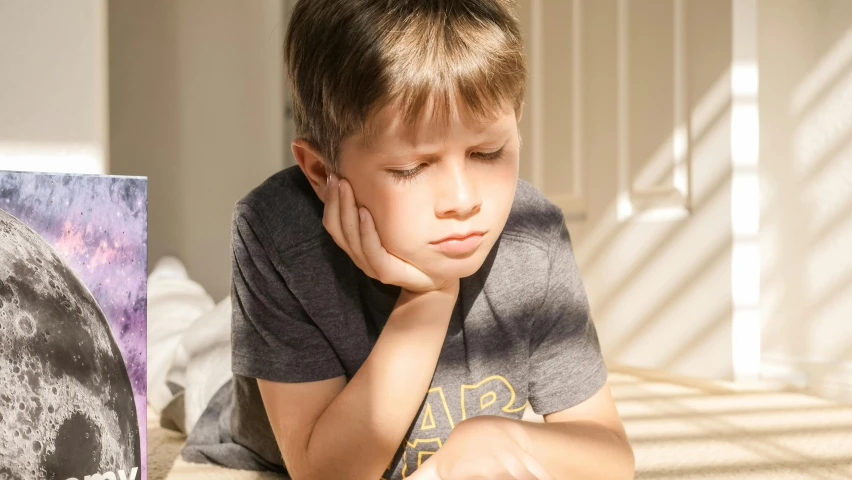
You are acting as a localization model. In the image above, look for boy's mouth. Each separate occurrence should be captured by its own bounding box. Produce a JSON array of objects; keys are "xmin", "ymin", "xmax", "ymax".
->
[{"xmin": 430, "ymin": 231, "xmax": 486, "ymax": 255}]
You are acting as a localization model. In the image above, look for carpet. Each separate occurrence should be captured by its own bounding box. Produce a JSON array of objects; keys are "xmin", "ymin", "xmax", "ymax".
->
[{"xmin": 147, "ymin": 365, "xmax": 852, "ymax": 479}]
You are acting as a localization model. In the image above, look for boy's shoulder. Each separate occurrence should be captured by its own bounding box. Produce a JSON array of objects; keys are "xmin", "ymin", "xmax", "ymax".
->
[
  {"xmin": 501, "ymin": 178, "xmax": 566, "ymax": 253},
  {"xmin": 233, "ymin": 165, "xmax": 326, "ymax": 252}
]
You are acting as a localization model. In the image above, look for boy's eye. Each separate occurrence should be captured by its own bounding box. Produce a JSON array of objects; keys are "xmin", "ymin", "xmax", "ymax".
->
[
  {"xmin": 389, "ymin": 147, "xmax": 505, "ymax": 184},
  {"xmin": 391, "ymin": 164, "xmax": 427, "ymax": 182},
  {"xmin": 473, "ymin": 147, "xmax": 505, "ymax": 161}
]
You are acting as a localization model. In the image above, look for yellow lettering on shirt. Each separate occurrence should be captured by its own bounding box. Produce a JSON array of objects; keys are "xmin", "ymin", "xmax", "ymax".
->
[{"xmin": 460, "ymin": 375, "xmax": 527, "ymax": 421}]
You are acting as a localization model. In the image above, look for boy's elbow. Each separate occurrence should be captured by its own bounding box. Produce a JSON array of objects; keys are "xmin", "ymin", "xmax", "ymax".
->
[
  {"xmin": 287, "ymin": 439, "xmax": 391, "ymax": 480},
  {"xmin": 290, "ymin": 462, "xmax": 388, "ymax": 480},
  {"xmin": 617, "ymin": 435, "xmax": 636, "ymax": 480}
]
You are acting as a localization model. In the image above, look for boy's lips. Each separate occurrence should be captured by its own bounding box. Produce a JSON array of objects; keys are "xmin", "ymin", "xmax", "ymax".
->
[{"xmin": 430, "ymin": 231, "xmax": 486, "ymax": 255}]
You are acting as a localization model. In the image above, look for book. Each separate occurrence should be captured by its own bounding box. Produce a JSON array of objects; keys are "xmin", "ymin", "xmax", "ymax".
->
[{"xmin": 0, "ymin": 171, "xmax": 147, "ymax": 480}]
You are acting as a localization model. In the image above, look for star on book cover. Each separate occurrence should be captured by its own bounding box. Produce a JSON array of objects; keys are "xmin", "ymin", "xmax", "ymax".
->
[{"xmin": 0, "ymin": 170, "xmax": 147, "ymax": 480}]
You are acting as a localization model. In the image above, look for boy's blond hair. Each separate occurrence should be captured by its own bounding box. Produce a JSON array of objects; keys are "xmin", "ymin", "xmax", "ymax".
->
[{"xmin": 284, "ymin": 0, "xmax": 527, "ymax": 174}]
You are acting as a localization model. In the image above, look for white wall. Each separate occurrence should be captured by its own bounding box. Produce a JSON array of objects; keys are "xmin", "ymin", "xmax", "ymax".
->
[
  {"xmin": 758, "ymin": 0, "xmax": 852, "ymax": 402},
  {"xmin": 0, "ymin": 0, "xmax": 108, "ymax": 174},
  {"xmin": 108, "ymin": 0, "xmax": 288, "ymax": 301}
]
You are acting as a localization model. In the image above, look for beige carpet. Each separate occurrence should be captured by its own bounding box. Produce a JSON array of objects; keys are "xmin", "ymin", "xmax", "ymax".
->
[{"xmin": 148, "ymin": 365, "xmax": 852, "ymax": 479}]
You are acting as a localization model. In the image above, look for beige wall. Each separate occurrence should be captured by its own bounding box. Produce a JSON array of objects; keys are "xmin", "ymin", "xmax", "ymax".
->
[
  {"xmin": 0, "ymin": 0, "xmax": 108, "ymax": 174},
  {"xmin": 758, "ymin": 0, "xmax": 852, "ymax": 402},
  {"xmin": 108, "ymin": 0, "xmax": 288, "ymax": 301}
]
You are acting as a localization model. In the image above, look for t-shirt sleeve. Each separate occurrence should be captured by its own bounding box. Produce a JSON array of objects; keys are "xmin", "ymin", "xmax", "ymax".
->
[
  {"xmin": 229, "ymin": 202, "xmax": 345, "ymax": 383},
  {"xmin": 527, "ymin": 216, "xmax": 608, "ymax": 416}
]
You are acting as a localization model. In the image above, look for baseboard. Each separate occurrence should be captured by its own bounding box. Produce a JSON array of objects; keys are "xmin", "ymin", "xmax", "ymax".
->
[{"xmin": 761, "ymin": 356, "xmax": 852, "ymax": 404}]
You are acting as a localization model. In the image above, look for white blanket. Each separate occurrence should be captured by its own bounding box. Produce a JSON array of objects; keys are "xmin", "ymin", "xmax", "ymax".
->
[{"xmin": 147, "ymin": 256, "xmax": 234, "ymax": 434}]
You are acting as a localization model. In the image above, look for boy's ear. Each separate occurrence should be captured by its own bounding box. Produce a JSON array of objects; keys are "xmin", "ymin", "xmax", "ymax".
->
[{"xmin": 292, "ymin": 138, "xmax": 332, "ymax": 203}]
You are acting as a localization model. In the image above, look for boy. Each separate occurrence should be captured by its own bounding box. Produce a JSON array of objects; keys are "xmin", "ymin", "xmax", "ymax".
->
[{"xmin": 182, "ymin": 0, "xmax": 634, "ymax": 478}]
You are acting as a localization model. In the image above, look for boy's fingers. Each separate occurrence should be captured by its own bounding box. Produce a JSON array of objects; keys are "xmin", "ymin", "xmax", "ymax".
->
[
  {"xmin": 358, "ymin": 207, "xmax": 389, "ymax": 282},
  {"xmin": 500, "ymin": 455, "xmax": 537, "ymax": 480},
  {"xmin": 516, "ymin": 451, "xmax": 553, "ymax": 480},
  {"xmin": 322, "ymin": 174, "xmax": 355, "ymax": 259},
  {"xmin": 338, "ymin": 179, "xmax": 366, "ymax": 265},
  {"xmin": 322, "ymin": 174, "xmax": 341, "ymax": 236}
]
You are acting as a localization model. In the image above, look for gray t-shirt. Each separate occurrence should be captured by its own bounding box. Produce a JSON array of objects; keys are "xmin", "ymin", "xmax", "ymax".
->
[{"xmin": 182, "ymin": 165, "xmax": 608, "ymax": 479}]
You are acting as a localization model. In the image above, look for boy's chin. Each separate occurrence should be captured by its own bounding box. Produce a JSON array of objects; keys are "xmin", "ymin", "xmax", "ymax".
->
[{"xmin": 421, "ymin": 254, "xmax": 488, "ymax": 281}]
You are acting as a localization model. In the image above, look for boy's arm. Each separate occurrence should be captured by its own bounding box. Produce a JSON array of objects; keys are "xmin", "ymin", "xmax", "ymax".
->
[
  {"xmin": 258, "ymin": 282, "xmax": 459, "ymax": 480},
  {"xmin": 410, "ymin": 383, "xmax": 632, "ymax": 480},
  {"xmin": 506, "ymin": 383, "xmax": 635, "ymax": 479}
]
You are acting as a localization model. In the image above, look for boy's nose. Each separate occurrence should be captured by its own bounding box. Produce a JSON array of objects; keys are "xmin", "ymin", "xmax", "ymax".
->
[{"xmin": 434, "ymin": 165, "xmax": 481, "ymax": 218}]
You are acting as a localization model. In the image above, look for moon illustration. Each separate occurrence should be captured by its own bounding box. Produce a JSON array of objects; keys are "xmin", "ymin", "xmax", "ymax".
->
[{"xmin": 0, "ymin": 208, "xmax": 140, "ymax": 480}]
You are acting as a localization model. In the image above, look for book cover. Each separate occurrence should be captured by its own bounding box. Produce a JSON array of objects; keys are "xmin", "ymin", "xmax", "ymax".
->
[{"xmin": 0, "ymin": 171, "xmax": 147, "ymax": 480}]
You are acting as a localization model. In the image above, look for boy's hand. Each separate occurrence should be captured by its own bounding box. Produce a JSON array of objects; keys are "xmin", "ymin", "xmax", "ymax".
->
[
  {"xmin": 408, "ymin": 416, "xmax": 554, "ymax": 480},
  {"xmin": 323, "ymin": 173, "xmax": 457, "ymax": 294}
]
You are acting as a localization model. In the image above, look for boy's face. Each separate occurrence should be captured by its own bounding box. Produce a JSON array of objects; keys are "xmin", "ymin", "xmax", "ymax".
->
[{"xmin": 337, "ymin": 100, "xmax": 520, "ymax": 281}]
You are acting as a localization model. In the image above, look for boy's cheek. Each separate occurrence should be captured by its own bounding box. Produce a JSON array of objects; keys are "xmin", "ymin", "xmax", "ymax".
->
[
  {"xmin": 368, "ymin": 213, "xmax": 417, "ymax": 251},
  {"xmin": 370, "ymin": 203, "xmax": 427, "ymax": 239}
]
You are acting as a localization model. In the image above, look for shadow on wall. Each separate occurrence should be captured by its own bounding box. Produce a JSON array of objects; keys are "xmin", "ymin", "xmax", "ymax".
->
[
  {"xmin": 573, "ymin": 3, "xmax": 851, "ymax": 401},
  {"xmin": 758, "ymin": 9, "xmax": 852, "ymax": 402},
  {"xmin": 572, "ymin": 0, "xmax": 737, "ymax": 382}
]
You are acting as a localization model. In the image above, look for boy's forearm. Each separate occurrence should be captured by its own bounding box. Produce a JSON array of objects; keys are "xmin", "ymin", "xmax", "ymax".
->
[
  {"xmin": 502, "ymin": 418, "xmax": 635, "ymax": 479},
  {"xmin": 305, "ymin": 286, "xmax": 457, "ymax": 480}
]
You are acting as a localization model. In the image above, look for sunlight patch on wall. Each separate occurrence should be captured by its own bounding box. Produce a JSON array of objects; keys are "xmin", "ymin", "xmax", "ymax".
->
[
  {"xmin": 731, "ymin": 0, "xmax": 761, "ymax": 382},
  {"xmin": 0, "ymin": 142, "xmax": 105, "ymax": 175},
  {"xmin": 791, "ymin": 27, "xmax": 852, "ymax": 116}
]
